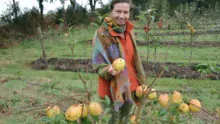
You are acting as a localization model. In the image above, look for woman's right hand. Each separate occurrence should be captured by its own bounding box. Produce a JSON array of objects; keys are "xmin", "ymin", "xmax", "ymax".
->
[{"xmin": 108, "ymin": 65, "xmax": 122, "ymax": 76}]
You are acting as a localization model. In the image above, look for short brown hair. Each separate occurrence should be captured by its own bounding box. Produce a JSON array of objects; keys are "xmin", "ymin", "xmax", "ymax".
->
[{"xmin": 110, "ymin": 0, "xmax": 133, "ymax": 11}]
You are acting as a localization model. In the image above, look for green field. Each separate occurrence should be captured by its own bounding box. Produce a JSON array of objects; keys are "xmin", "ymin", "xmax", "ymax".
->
[{"xmin": 138, "ymin": 46, "xmax": 220, "ymax": 63}]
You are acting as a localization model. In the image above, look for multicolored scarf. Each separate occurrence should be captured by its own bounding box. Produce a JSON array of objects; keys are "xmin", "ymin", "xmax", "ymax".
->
[{"xmin": 102, "ymin": 17, "xmax": 126, "ymax": 33}]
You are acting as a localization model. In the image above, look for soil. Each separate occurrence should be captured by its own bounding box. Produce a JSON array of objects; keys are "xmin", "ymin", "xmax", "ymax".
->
[
  {"xmin": 31, "ymin": 58, "xmax": 220, "ymax": 80},
  {"xmin": 81, "ymin": 39, "xmax": 220, "ymax": 47},
  {"xmin": 135, "ymin": 30, "xmax": 220, "ymax": 36},
  {"xmin": 134, "ymin": 26, "xmax": 220, "ymax": 31},
  {"xmin": 191, "ymin": 109, "xmax": 220, "ymax": 123},
  {"xmin": 136, "ymin": 40, "xmax": 220, "ymax": 47}
]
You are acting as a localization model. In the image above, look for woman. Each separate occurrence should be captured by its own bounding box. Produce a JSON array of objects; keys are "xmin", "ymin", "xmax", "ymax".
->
[{"xmin": 92, "ymin": 0, "xmax": 146, "ymax": 123}]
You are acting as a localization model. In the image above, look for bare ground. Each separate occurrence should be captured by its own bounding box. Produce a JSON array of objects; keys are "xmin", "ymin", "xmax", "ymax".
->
[{"xmin": 31, "ymin": 58, "xmax": 220, "ymax": 80}]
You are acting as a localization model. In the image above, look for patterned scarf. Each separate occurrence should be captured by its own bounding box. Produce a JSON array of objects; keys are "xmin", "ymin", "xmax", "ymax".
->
[{"xmin": 102, "ymin": 17, "xmax": 126, "ymax": 33}]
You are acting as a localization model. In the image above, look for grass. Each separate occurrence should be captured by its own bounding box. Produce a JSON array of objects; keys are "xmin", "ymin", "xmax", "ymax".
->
[
  {"xmin": 150, "ymin": 78, "xmax": 220, "ymax": 110},
  {"xmin": 0, "ymin": 71, "xmax": 219, "ymax": 123},
  {"xmin": 138, "ymin": 46, "xmax": 220, "ymax": 63},
  {"xmin": 137, "ymin": 34, "xmax": 220, "ymax": 42},
  {"xmin": 0, "ymin": 23, "xmax": 220, "ymax": 123}
]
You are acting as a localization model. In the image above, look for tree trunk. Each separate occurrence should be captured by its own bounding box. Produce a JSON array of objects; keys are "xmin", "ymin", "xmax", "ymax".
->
[
  {"xmin": 39, "ymin": 0, "xmax": 44, "ymax": 27},
  {"xmin": 62, "ymin": 4, "xmax": 67, "ymax": 26},
  {"xmin": 12, "ymin": 0, "xmax": 18, "ymax": 23},
  {"xmin": 69, "ymin": 0, "xmax": 76, "ymax": 9},
  {"xmin": 189, "ymin": 33, "xmax": 193, "ymax": 64},
  {"xmin": 37, "ymin": 26, "xmax": 48, "ymax": 68},
  {"xmin": 70, "ymin": 45, "xmax": 74, "ymax": 58},
  {"xmin": 89, "ymin": 0, "xmax": 97, "ymax": 12}
]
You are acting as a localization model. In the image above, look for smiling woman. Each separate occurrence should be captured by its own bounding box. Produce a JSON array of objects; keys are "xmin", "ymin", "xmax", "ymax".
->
[{"xmin": 91, "ymin": 0, "xmax": 146, "ymax": 123}]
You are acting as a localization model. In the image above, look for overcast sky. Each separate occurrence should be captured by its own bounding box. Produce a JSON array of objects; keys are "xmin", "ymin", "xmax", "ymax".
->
[{"xmin": 0, "ymin": 0, "xmax": 109, "ymax": 15}]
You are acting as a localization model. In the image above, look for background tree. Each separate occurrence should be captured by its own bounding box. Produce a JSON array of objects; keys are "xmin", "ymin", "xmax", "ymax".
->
[
  {"xmin": 60, "ymin": 0, "xmax": 67, "ymax": 26},
  {"xmin": 89, "ymin": 0, "xmax": 102, "ymax": 12},
  {"xmin": 132, "ymin": 0, "xmax": 149, "ymax": 11},
  {"xmin": 69, "ymin": 0, "xmax": 76, "ymax": 9},
  {"xmin": 38, "ymin": 0, "xmax": 44, "ymax": 26},
  {"xmin": 12, "ymin": 0, "xmax": 18, "ymax": 23}
]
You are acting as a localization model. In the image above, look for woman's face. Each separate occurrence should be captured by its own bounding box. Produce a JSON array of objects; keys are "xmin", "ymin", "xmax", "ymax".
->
[{"xmin": 110, "ymin": 2, "xmax": 130, "ymax": 26}]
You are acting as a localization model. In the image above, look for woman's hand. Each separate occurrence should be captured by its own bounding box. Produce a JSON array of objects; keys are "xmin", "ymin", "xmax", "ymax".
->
[{"xmin": 108, "ymin": 65, "xmax": 122, "ymax": 76}]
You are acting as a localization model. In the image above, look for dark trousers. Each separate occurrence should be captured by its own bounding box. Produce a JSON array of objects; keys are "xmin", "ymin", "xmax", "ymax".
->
[{"xmin": 107, "ymin": 91, "xmax": 139, "ymax": 124}]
